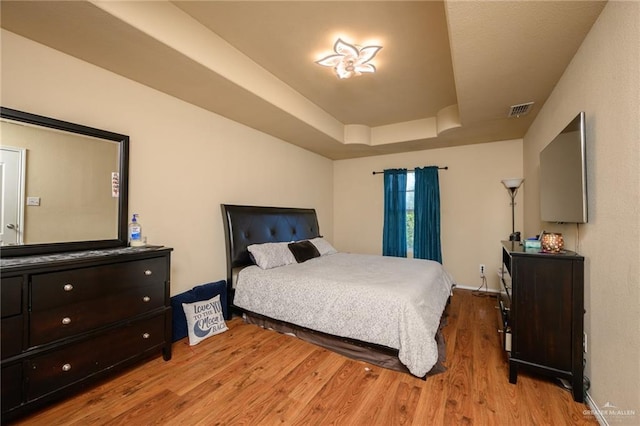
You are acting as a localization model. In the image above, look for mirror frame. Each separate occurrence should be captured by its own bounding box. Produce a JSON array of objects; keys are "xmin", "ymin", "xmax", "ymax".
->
[{"xmin": 0, "ymin": 107, "xmax": 129, "ymax": 257}]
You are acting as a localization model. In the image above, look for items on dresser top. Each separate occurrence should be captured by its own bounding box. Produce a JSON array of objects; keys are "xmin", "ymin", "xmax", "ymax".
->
[
  {"xmin": 0, "ymin": 245, "xmax": 164, "ymax": 267},
  {"xmin": 1, "ymin": 246, "xmax": 173, "ymax": 422},
  {"xmin": 128, "ymin": 213, "xmax": 145, "ymax": 247}
]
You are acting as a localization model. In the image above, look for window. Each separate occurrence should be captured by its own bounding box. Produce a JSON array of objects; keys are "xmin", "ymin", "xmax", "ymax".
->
[
  {"xmin": 383, "ymin": 167, "xmax": 442, "ymax": 262},
  {"xmin": 406, "ymin": 171, "xmax": 415, "ymax": 252}
]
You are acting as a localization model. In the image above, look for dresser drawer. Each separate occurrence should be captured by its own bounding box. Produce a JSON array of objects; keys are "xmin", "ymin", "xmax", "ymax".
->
[
  {"xmin": 2, "ymin": 276, "xmax": 23, "ymax": 318},
  {"xmin": 27, "ymin": 314, "xmax": 165, "ymax": 400},
  {"xmin": 1, "ymin": 363, "xmax": 23, "ymax": 412},
  {"xmin": 31, "ymin": 257, "xmax": 167, "ymax": 312},
  {"xmin": 1, "ymin": 315, "xmax": 24, "ymax": 358},
  {"xmin": 30, "ymin": 283, "xmax": 165, "ymax": 347}
]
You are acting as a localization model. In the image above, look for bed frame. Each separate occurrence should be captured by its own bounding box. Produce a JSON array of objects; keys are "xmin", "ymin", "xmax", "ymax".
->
[
  {"xmin": 220, "ymin": 204, "xmax": 446, "ymax": 377},
  {"xmin": 221, "ymin": 204, "xmax": 320, "ymax": 306}
]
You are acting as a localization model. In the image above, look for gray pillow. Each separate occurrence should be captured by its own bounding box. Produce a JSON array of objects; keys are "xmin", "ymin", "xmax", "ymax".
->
[
  {"xmin": 309, "ymin": 237, "xmax": 338, "ymax": 256},
  {"xmin": 247, "ymin": 241, "xmax": 296, "ymax": 269}
]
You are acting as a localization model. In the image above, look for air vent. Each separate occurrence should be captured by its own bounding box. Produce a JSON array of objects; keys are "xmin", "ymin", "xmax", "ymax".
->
[{"xmin": 508, "ymin": 102, "xmax": 534, "ymax": 118}]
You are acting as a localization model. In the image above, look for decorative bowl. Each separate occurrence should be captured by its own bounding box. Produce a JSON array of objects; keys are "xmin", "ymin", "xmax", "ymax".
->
[{"xmin": 541, "ymin": 233, "xmax": 564, "ymax": 253}]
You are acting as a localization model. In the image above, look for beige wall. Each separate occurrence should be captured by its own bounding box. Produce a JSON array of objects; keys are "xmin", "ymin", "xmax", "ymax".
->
[
  {"xmin": 523, "ymin": 1, "xmax": 640, "ymax": 421},
  {"xmin": 1, "ymin": 120, "xmax": 119, "ymax": 244},
  {"xmin": 334, "ymin": 139, "xmax": 523, "ymax": 291},
  {"xmin": 1, "ymin": 30, "xmax": 334, "ymax": 296}
]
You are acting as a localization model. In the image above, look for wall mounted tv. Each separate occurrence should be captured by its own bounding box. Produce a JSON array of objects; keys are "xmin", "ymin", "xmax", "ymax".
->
[{"xmin": 539, "ymin": 111, "xmax": 588, "ymax": 223}]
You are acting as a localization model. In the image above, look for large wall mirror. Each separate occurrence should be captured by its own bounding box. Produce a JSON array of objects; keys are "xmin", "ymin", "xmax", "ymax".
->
[{"xmin": 0, "ymin": 107, "xmax": 129, "ymax": 257}]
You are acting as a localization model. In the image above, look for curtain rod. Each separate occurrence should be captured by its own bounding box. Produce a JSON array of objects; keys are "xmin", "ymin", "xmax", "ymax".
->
[{"xmin": 372, "ymin": 166, "xmax": 448, "ymax": 175}]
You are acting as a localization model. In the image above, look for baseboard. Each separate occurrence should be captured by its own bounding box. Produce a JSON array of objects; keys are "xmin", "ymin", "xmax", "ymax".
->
[
  {"xmin": 453, "ymin": 283, "xmax": 500, "ymax": 294},
  {"xmin": 585, "ymin": 392, "xmax": 608, "ymax": 426}
]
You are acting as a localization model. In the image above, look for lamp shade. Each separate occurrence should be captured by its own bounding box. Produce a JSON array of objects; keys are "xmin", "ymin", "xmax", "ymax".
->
[{"xmin": 502, "ymin": 178, "xmax": 524, "ymax": 189}]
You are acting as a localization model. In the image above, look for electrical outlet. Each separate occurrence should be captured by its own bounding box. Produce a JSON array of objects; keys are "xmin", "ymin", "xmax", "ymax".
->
[{"xmin": 479, "ymin": 264, "xmax": 486, "ymax": 277}]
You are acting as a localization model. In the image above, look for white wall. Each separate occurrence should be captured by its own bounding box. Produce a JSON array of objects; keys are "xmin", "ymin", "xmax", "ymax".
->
[
  {"xmin": 523, "ymin": 2, "xmax": 640, "ymax": 422},
  {"xmin": 1, "ymin": 30, "xmax": 334, "ymax": 296},
  {"xmin": 334, "ymin": 139, "xmax": 523, "ymax": 291}
]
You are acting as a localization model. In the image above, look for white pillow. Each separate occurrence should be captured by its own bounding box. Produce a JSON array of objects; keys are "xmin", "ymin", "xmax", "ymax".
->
[
  {"xmin": 247, "ymin": 241, "xmax": 296, "ymax": 269},
  {"xmin": 182, "ymin": 294, "xmax": 228, "ymax": 346},
  {"xmin": 310, "ymin": 237, "xmax": 338, "ymax": 256}
]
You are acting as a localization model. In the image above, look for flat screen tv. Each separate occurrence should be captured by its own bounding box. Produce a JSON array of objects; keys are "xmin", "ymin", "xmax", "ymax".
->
[{"xmin": 539, "ymin": 111, "xmax": 588, "ymax": 223}]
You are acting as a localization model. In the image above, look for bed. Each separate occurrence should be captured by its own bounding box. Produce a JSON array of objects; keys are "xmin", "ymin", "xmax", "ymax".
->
[{"xmin": 221, "ymin": 204, "xmax": 454, "ymax": 378}]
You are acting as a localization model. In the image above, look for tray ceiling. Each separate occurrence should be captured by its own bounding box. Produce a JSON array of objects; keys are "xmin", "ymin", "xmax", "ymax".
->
[{"xmin": 0, "ymin": 1, "xmax": 606, "ymax": 159}]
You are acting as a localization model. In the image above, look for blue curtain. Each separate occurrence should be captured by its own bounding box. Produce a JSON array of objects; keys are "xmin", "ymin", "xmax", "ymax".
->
[
  {"xmin": 382, "ymin": 169, "xmax": 407, "ymax": 257},
  {"xmin": 414, "ymin": 166, "xmax": 442, "ymax": 263}
]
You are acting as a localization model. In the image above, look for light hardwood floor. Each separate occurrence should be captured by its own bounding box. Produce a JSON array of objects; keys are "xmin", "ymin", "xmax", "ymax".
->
[{"xmin": 11, "ymin": 289, "xmax": 597, "ymax": 425}]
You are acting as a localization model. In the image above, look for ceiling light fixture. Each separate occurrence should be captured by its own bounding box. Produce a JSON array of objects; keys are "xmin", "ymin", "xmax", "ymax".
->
[{"xmin": 315, "ymin": 38, "xmax": 382, "ymax": 79}]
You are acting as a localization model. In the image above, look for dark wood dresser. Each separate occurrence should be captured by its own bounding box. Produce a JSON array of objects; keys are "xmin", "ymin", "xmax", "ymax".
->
[
  {"xmin": 1, "ymin": 246, "xmax": 172, "ymax": 421},
  {"xmin": 498, "ymin": 241, "xmax": 584, "ymax": 402}
]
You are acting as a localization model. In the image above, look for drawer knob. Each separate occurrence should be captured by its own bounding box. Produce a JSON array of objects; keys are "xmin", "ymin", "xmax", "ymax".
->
[
  {"xmin": 143, "ymin": 296, "xmax": 151, "ymax": 302},
  {"xmin": 144, "ymin": 270, "xmax": 153, "ymax": 276},
  {"xmin": 61, "ymin": 317, "xmax": 72, "ymax": 325},
  {"xmin": 62, "ymin": 363, "xmax": 72, "ymax": 372},
  {"xmin": 63, "ymin": 283, "xmax": 74, "ymax": 291},
  {"xmin": 142, "ymin": 333, "xmax": 150, "ymax": 339}
]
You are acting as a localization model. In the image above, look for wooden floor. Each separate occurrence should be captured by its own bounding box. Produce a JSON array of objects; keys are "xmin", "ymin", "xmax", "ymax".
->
[{"xmin": 11, "ymin": 289, "xmax": 597, "ymax": 425}]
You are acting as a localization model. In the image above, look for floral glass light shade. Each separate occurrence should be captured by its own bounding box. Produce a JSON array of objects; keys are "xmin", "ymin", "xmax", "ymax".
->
[{"xmin": 315, "ymin": 38, "xmax": 382, "ymax": 79}]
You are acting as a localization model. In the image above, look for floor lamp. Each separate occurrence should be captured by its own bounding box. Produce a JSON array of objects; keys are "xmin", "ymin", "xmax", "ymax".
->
[{"xmin": 501, "ymin": 178, "xmax": 524, "ymax": 241}]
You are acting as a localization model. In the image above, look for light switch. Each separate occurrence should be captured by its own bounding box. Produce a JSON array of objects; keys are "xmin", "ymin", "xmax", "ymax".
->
[{"xmin": 26, "ymin": 197, "xmax": 41, "ymax": 206}]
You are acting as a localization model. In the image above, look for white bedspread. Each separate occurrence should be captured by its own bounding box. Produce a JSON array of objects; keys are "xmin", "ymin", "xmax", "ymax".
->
[{"xmin": 234, "ymin": 252, "xmax": 454, "ymax": 377}]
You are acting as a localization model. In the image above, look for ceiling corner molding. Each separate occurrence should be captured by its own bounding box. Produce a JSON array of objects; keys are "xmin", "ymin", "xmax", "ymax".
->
[
  {"xmin": 338, "ymin": 104, "xmax": 460, "ymax": 147},
  {"xmin": 436, "ymin": 104, "xmax": 461, "ymax": 134},
  {"xmin": 371, "ymin": 118, "xmax": 437, "ymax": 146},
  {"xmin": 343, "ymin": 124, "xmax": 372, "ymax": 145}
]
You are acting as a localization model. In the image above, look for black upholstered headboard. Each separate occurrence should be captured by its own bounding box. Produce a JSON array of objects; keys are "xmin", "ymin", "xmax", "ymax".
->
[{"xmin": 221, "ymin": 205, "xmax": 320, "ymax": 307}]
